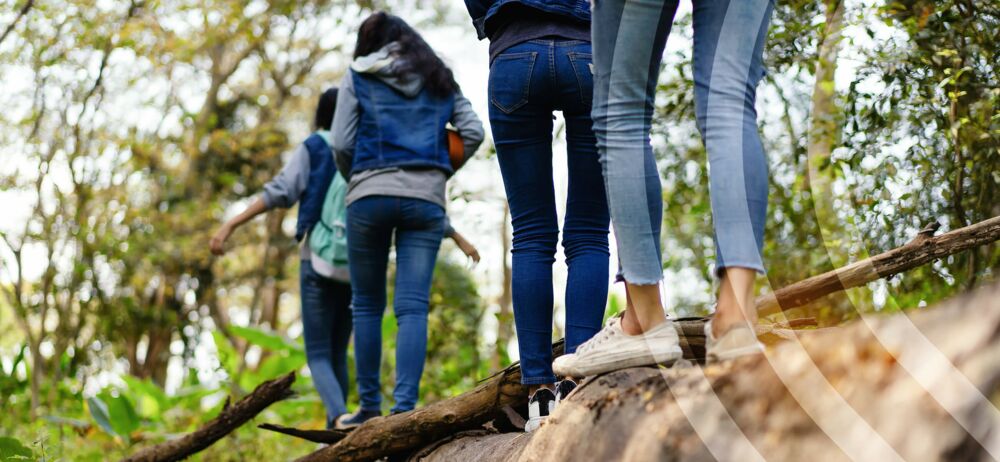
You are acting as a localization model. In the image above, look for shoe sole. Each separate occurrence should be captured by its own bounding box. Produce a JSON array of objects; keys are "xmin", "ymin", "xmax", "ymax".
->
[
  {"xmin": 707, "ymin": 343, "xmax": 764, "ymax": 362},
  {"xmin": 525, "ymin": 416, "xmax": 544, "ymax": 433},
  {"xmin": 555, "ymin": 345, "xmax": 683, "ymax": 378}
]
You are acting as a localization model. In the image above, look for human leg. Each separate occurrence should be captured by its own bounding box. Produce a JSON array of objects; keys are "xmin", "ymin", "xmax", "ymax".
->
[
  {"xmin": 691, "ymin": 0, "xmax": 774, "ymax": 339},
  {"xmin": 390, "ymin": 198, "xmax": 445, "ymax": 412}
]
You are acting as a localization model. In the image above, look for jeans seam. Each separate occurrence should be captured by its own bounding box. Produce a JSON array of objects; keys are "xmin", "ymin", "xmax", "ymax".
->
[{"xmin": 567, "ymin": 52, "xmax": 593, "ymax": 108}]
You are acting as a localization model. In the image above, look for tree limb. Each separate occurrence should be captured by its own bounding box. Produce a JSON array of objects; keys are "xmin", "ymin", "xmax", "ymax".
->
[
  {"xmin": 0, "ymin": 0, "xmax": 34, "ymax": 47},
  {"xmin": 757, "ymin": 215, "xmax": 1000, "ymax": 316},
  {"xmin": 122, "ymin": 372, "xmax": 296, "ymax": 462}
]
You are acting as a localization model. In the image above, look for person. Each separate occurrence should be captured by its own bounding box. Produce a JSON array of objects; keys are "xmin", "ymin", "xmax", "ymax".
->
[
  {"xmin": 463, "ymin": 0, "xmax": 611, "ymax": 432},
  {"xmin": 554, "ymin": 0, "xmax": 774, "ymax": 377},
  {"xmin": 208, "ymin": 88, "xmax": 353, "ymax": 428},
  {"xmin": 331, "ymin": 12, "xmax": 486, "ymax": 428}
]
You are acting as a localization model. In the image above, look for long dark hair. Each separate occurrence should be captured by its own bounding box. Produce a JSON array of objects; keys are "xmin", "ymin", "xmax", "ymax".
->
[
  {"xmin": 314, "ymin": 87, "xmax": 338, "ymax": 131},
  {"xmin": 353, "ymin": 12, "xmax": 458, "ymax": 98}
]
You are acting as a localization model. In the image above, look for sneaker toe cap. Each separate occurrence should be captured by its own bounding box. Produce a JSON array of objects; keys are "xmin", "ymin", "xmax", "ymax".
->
[{"xmin": 552, "ymin": 354, "xmax": 576, "ymax": 376}]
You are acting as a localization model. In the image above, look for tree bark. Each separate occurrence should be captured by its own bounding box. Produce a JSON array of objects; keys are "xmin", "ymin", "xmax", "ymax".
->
[
  {"xmin": 296, "ymin": 319, "xmax": 712, "ymax": 462},
  {"xmin": 417, "ymin": 280, "xmax": 1000, "ymax": 462},
  {"xmin": 122, "ymin": 372, "xmax": 296, "ymax": 462},
  {"xmin": 757, "ymin": 215, "xmax": 1000, "ymax": 316}
]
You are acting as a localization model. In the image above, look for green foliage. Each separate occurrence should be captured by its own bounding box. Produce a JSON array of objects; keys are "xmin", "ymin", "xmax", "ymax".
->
[{"xmin": 0, "ymin": 437, "xmax": 33, "ymax": 462}]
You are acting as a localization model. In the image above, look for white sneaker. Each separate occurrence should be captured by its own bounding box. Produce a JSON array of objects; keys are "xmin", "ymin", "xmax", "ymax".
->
[
  {"xmin": 524, "ymin": 388, "xmax": 556, "ymax": 433},
  {"xmin": 552, "ymin": 316, "xmax": 682, "ymax": 378},
  {"xmin": 704, "ymin": 319, "xmax": 764, "ymax": 362}
]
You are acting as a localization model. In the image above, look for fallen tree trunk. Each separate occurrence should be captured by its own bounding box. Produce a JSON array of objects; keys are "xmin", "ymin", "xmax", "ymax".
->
[
  {"xmin": 417, "ymin": 281, "xmax": 1000, "ymax": 462},
  {"xmin": 756, "ymin": 216, "xmax": 1000, "ymax": 316},
  {"xmin": 123, "ymin": 372, "xmax": 296, "ymax": 462},
  {"xmin": 298, "ymin": 215, "xmax": 1000, "ymax": 462},
  {"xmin": 296, "ymin": 320, "xmax": 711, "ymax": 462}
]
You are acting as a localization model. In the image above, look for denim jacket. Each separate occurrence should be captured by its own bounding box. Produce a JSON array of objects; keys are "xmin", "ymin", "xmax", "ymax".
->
[
  {"xmin": 349, "ymin": 70, "xmax": 455, "ymax": 175},
  {"xmin": 464, "ymin": 0, "xmax": 591, "ymax": 40}
]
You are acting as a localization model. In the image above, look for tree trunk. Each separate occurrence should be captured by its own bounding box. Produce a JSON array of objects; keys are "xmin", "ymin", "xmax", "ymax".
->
[{"xmin": 417, "ymin": 280, "xmax": 1000, "ymax": 462}]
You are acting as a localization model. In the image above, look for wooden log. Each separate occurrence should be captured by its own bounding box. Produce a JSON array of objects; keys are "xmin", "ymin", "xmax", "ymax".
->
[
  {"xmin": 419, "ymin": 281, "xmax": 1000, "ymax": 462},
  {"xmin": 294, "ymin": 344, "xmax": 558, "ymax": 462},
  {"xmin": 122, "ymin": 372, "xmax": 296, "ymax": 462},
  {"xmin": 756, "ymin": 216, "xmax": 1000, "ymax": 316},
  {"xmin": 298, "ymin": 321, "xmax": 711, "ymax": 462}
]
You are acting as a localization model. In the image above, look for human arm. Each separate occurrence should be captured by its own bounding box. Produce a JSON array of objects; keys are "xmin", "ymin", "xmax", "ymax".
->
[
  {"xmin": 331, "ymin": 73, "xmax": 359, "ymax": 181},
  {"xmin": 210, "ymin": 144, "xmax": 309, "ymax": 255},
  {"xmin": 450, "ymin": 90, "xmax": 486, "ymax": 167},
  {"xmin": 444, "ymin": 216, "xmax": 480, "ymax": 263},
  {"xmin": 210, "ymin": 197, "xmax": 267, "ymax": 256},
  {"xmin": 463, "ymin": 0, "xmax": 491, "ymax": 39},
  {"xmin": 449, "ymin": 229, "xmax": 481, "ymax": 264}
]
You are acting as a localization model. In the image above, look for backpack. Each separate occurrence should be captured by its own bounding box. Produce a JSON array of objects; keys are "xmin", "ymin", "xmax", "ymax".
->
[{"xmin": 309, "ymin": 169, "xmax": 350, "ymax": 282}]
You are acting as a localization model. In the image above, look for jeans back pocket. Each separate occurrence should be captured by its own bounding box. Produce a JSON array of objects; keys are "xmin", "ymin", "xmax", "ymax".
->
[{"xmin": 489, "ymin": 51, "xmax": 538, "ymax": 114}]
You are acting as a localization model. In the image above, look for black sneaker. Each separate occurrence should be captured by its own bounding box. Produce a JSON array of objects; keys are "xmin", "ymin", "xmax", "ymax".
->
[
  {"xmin": 525, "ymin": 388, "xmax": 556, "ymax": 433},
  {"xmin": 334, "ymin": 409, "xmax": 382, "ymax": 430},
  {"xmin": 554, "ymin": 378, "xmax": 577, "ymax": 404}
]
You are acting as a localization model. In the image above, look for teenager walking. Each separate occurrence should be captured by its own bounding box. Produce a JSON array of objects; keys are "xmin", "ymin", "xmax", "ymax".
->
[
  {"xmin": 332, "ymin": 12, "xmax": 485, "ymax": 428},
  {"xmin": 208, "ymin": 89, "xmax": 353, "ymax": 428},
  {"xmin": 464, "ymin": 0, "xmax": 611, "ymax": 432},
  {"xmin": 554, "ymin": 0, "xmax": 774, "ymax": 376}
]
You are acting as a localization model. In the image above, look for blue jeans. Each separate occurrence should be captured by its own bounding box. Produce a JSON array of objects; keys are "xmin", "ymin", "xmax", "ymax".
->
[
  {"xmin": 592, "ymin": 0, "xmax": 774, "ymax": 283},
  {"xmin": 489, "ymin": 39, "xmax": 611, "ymax": 385},
  {"xmin": 299, "ymin": 260, "xmax": 353, "ymax": 428},
  {"xmin": 346, "ymin": 196, "xmax": 445, "ymax": 412}
]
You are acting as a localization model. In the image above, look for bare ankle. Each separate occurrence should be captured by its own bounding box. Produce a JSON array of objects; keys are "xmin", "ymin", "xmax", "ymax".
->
[
  {"xmin": 528, "ymin": 383, "xmax": 554, "ymax": 396},
  {"xmin": 623, "ymin": 282, "xmax": 667, "ymax": 335}
]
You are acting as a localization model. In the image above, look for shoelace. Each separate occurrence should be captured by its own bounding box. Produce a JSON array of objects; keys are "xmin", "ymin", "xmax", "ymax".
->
[{"xmin": 576, "ymin": 317, "xmax": 621, "ymax": 353}]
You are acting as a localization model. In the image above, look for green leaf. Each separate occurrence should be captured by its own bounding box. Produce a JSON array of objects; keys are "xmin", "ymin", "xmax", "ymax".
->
[
  {"xmin": 121, "ymin": 376, "xmax": 169, "ymax": 420},
  {"xmin": 0, "ymin": 436, "xmax": 32, "ymax": 461},
  {"xmin": 229, "ymin": 325, "xmax": 302, "ymax": 354},
  {"xmin": 87, "ymin": 396, "xmax": 119, "ymax": 439},
  {"xmin": 212, "ymin": 331, "xmax": 240, "ymax": 378},
  {"xmin": 103, "ymin": 393, "xmax": 140, "ymax": 442},
  {"xmin": 256, "ymin": 351, "xmax": 307, "ymax": 382}
]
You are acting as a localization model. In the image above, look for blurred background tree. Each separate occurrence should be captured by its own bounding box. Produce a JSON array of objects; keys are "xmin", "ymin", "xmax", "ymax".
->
[{"xmin": 0, "ymin": 0, "xmax": 997, "ymax": 460}]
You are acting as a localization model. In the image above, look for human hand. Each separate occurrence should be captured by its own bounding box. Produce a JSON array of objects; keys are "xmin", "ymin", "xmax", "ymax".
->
[
  {"xmin": 456, "ymin": 237, "xmax": 480, "ymax": 264},
  {"xmin": 209, "ymin": 224, "xmax": 232, "ymax": 256}
]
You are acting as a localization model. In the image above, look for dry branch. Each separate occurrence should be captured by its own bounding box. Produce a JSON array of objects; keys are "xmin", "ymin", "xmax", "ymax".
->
[
  {"xmin": 122, "ymin": 372, "xmax": 296, "ymax": 462},
  {"xmin": 756, "ymin": 216, "xmax": 1000, "ymax": 316},
  {"xmin": 257, "ymin": 423, "xmax": 350, "ymax": 445},
  {"xmin": 419, "ymin": 281, "xmax": 1000, "ymax": 461}
]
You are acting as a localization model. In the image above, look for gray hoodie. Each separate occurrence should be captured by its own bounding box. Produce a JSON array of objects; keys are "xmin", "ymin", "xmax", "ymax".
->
[{"xmin": 330, "ymin": 42, "xmax": 486, "ymax": 208}]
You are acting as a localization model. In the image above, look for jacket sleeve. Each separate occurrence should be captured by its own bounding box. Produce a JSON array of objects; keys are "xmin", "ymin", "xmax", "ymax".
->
[
  {"xmin": 331, "ymin": 73, "xmax": 359, "ymax": 181},
  {"xmin": 451, "ymin": 89, "xmax": 486, "ymax": 163},
  {"xmin": 261, "ymin": 143, "xmax": 310, "ymax": 209},
  {"xmin": 463, "ymin": 0, "xmax": 491, "ymax": 39}
]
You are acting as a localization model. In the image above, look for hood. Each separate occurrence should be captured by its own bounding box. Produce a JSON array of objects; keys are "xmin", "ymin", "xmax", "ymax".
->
[{"xmin": 351, "ymin": 42, "xmax": 425, "ymax": 98}]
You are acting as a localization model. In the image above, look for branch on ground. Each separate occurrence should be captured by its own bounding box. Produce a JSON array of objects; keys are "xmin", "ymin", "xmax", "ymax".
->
[{"xmin": 122, "ymin": 372, "xmax": 295, "ymax": 462}]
